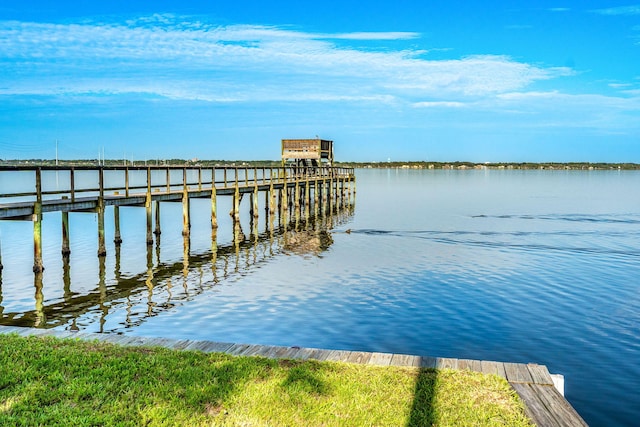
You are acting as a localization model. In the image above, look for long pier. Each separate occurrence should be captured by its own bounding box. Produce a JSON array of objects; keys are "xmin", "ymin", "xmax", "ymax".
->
[{"xmin": 0, "ymin": 165, "xmax": 355, "ymax": 273}]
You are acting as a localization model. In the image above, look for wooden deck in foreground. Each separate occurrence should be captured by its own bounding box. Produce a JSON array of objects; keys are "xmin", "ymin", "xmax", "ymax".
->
[{"xmin": 0, "ymin": 325, "xmax": 587, "ymax": 426}]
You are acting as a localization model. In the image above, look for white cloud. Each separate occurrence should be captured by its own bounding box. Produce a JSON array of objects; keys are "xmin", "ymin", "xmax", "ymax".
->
[
  {"xmin": 0, "ymin": 15, "xmax": 572, "ymax": 104},
  {"xmin": 322, "ymin": 32, "xmax": 420, "ymax": 40},
  {"xmin": 412, "ymin": 101, "xmax": 466, "ymax": 108},
  {"xmin": 592, "ymin": 5, "xmax": 640, "ymax": 15}
]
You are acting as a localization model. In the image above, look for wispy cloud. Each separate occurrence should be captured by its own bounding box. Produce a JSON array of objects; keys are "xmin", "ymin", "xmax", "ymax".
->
[
  {"xmin": 0, "ymin": 14, "xmax": 572, "ymax": 105},
  {"xmin": 412, "ymin": 101, "xmax": 466, "ymax": 108},
  {"xmin": 322, "ymin": 32, "xmax": 420, "ymax": 40},
  {"xmin": 506, "ymin": 24, "xmax": 533, "ymax": 30},
  {"xmin": 549, "ymin": 8, "xmax": 571, "ymax": 12},
  {"xmin": 592, "ymin": 5, "xmax": 640, "ymax": 15}
]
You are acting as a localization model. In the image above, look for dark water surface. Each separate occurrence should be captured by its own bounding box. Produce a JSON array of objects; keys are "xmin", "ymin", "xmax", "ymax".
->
[{"xmin": 1, "ymin": 168, "xmax": 639, "ymax": 426}]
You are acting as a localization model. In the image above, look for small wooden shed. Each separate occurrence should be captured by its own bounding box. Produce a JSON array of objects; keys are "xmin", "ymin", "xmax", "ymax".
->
[{"xmin": 281, "ymin": 138, "xmax": 334, "ymax": 167}]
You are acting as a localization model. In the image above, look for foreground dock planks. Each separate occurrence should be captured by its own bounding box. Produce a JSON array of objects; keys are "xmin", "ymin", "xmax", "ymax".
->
[{"xmin": 0, "ymin": 325, "xmax": 588, "ymax": 426}]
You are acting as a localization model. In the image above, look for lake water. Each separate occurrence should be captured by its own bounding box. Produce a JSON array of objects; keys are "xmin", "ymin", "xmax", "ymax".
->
[{"xmin": 1, "ymin": 168, "xmax": 639, "ymax": 426}]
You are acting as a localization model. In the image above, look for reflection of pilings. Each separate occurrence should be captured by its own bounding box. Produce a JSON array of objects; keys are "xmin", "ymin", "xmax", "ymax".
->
[
  {"xmin": 3, "ymin": 205, "xmax": 354, "ymax": 330},
  {"xmin": 34, "ymin": 271, "xmax": 45, "ymax": 327},
  {"xmin": 99, "ymin": 256, "xmax": 107, "ymax": 332},
  {"xmin": 114, "ymin": 243, "xmax": 122, "ymax": 282},
  {"xmin": 63, "ymin": 255, "xmax": 72, "ymax": 301},
  {"xmin": 146, "ymin": 241, "xmax": 156, "ymax": 320}
]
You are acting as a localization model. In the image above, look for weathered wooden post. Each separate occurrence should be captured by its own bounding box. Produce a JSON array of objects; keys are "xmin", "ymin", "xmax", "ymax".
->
[
  {"xmin": 304, "ymin": 179, "xmax": 311, "ymax": 219},
  {"xmin": 97, "ymin": 167, "xmax": 107, "ymax": 257},
  {"xmin": 113, "ymin": 206, "xmax": 123, "ymax": 245},
  {"xmin": 314, "ymin": 178, "xmax": 320, "ymax": 217},
  {"xmin": 294, "ymin": 176, "xmax": 301, "ymax": 223},
  {"xmin": 61, "ymin": 211, "xmax": 71, "ymax": 256},
  {"xmin": 182, "ymin": 167, "xmax": 190, "ymax": 236},
  {"xmin": 154, "ymin": 200, "xmax": 161, "ymax": 236},
  {"xmin": 32, "ymin": 167, "xmax": 44, "ymax": 272},
  {"xmin": 270, "ymin": 176, "xmax": 277, "ymax": 215},
  {"xmin": 252, "ymin": 183, "xmax": 259, "ymax": 220},
  {"xmin": 281, "ymin": 169, "xmax": 288, "ymax": 223},
  {"xmin": 124, "ymin": 167, "xmax": 130, "ymax": 197},
  {"xmin": 69, "ymin": 167, "xmax": 76, "ymax": 202},
  {"xmin": 146, "ymin": 167, "xmax": 153, "ymax": 245},
  {"xmin": 211, "ymin": 167, "xmax": 218, "ymax": 230}
]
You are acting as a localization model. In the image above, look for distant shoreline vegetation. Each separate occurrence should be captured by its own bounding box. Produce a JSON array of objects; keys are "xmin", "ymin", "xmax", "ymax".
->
[{"xmin": 1, "ymin": 159, "xmax": 639, "ymax": 170}]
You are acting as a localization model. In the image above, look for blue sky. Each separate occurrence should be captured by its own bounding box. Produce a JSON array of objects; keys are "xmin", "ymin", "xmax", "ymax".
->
[{"xmin": 1, "ymin": 1, "xmax": 639, "ymax": 162}]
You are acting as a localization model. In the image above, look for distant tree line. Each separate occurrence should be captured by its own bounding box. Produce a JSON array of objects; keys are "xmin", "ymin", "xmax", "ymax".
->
[{"xmin": 0, "ymin": 158, "xmax": 638, "ymax": 170}]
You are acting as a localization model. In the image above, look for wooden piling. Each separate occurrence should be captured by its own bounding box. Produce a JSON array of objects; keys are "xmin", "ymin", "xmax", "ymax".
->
[
  {"xmin": 304, "ymin": 181, "xmax": 311, "ymax": 218},
  {"xmin": 154, "ymin": 200, "xmax": 161, "ymax": 236},
  {"xmin": 146, "ymin": 168, "xmax": 153, "ymax": 245},
  {"xmin": 182, "ymin": 168, "xmax": 190, "ymax": 237},
  {"xmin": 33, "ymin": 167, "xmax": 44, "ymax": 272},
  {"xmin": 97, "ymin": 202, "xmax": 107, "ymax": 257},
  {"xmin": 61, "ymin": 209, "xmax": 70, "ymax": 256},
  {"xmin": 114, "ymin": 206, "xmax": 122, "ymax": 245},
  {"xmin": 1, "ymin": 164, "xmax": 355, "ymax": 275},
  {"xmin": 252, "ymin": 184, "xmax": 259, "ymax": 219},
  {"xmin": 269, "ymin": 179, "xmax": 276, "ymax": 215},
  {"xmin": 211, "ymin": 168, "xmax": 218, "ymax": 230}
]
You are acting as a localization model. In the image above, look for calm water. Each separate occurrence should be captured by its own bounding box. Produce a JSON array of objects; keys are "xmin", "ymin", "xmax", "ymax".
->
[{"xmin": 1, "ymin": 168, "xmax": 639, "ymax": 426}]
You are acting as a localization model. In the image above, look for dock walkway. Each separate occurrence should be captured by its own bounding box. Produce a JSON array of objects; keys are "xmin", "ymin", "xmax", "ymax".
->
[{"xmin": 0, "ymin": 325, "xmax": 587, "ymax": 426}]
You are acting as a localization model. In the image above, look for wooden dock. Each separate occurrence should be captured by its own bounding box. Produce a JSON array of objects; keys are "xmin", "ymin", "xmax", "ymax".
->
[
  {"xmin": 0, "ymin": 325, "xmax": 587, "ymax": 426},
  {"xmin": 0, "ymin": 165, "xmax": 355, "ymax": 273}
]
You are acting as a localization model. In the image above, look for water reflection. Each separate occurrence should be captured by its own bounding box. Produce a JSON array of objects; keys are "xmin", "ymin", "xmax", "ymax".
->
[{"xmin": 0, "ymin": 206, "xmax": 353, "ymax": 332}]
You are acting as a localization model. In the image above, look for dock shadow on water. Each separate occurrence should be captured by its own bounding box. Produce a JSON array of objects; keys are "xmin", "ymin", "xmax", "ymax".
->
[{"xmin": 0, "ymin": 206, "xmax": 354, "ymax": 332}]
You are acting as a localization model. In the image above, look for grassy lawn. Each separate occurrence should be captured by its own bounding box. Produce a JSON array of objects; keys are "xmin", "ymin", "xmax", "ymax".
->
[{"xmin": 0, "ymin": 334, "xmax": 532, "ymax": 426}]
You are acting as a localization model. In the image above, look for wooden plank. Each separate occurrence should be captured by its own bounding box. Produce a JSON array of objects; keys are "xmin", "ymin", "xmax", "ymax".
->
[
  {"xmin": 533, "ymin": 384, "xmax": 588, "ymax": 427},
  {"xmin": 480, "ymin": 360, "xmax": 503, "ymax": 377},
  {"xmin": 236, "ymin": 344, "xmax": 266, "ymax": 357},
  {"xmin": 367, "ymin": 352, "xmax": 393, "ymax": 366},
  {"xmin": 435, "ymin": 357, "xmax": 459, "ymax": 370},
  {"xmin": 419, "ymin": 356, "xmax": 436, "ymax": 368},
  {"xmin": 307, "ymin": 348, "xmax": 332, "ymax": 361},
  {"xmin": 226, "ymin": 343, "xmax": 251, "ymax": 356},
  {"xmin": 527, "ymin": 363, "xmax": 554, "ymax": 385},
  {"xmin": 324, "ymin": 350, "xmax": 353, "ymax": 363},
  {"xmin": 347, "ymin": 351, "xmax": 372, "ymax": 365},
  {"xmin": 504, "ymin": 362, "xmax": 534, "ymax": 384},
  {"xmin": 390, "ymin": 354, "xmax": 421, "ymax": 367},
  {"xmin": 511, "ymin": 382, "xmax": 560, "ymax": 427}
]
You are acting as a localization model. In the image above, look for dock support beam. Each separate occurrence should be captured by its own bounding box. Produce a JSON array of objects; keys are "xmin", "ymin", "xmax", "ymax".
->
[
  {"xmin": 97, "ymin": 168, "xmax": 107, "ymax": 257},
  {"xmin": 114, "ymin": 206, "xmax": 122, "ymax": 245},
  {"xmin": 182, "ymin": 168, "xmax": 190, "ymax": 237},
  {"xmin": 97, "ymin": 200, "xmax": 106, "ymax": 257},
  {"xmin": 211, "ymin": 169, "xmax": 218, "ymax": 230},
  {"xmin": 154, "ymin": 201, "xmax": 161, "ymax": 236},
  {"xmin": 145, "ymin": 168, "xmax": 153, "ymax": 245},
  {"xmin": 61, "ymin": 210, "xmax": 71, "ymax": 256},
  {"xmin": 32, "ymin": 167, "xmax": 44, "ymax": 272}
]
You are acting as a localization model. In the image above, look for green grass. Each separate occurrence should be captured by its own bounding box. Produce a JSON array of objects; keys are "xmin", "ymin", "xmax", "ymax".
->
[{"xmin": 0, "ymin": 334, "xmax": 532, "ymax": 426}]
